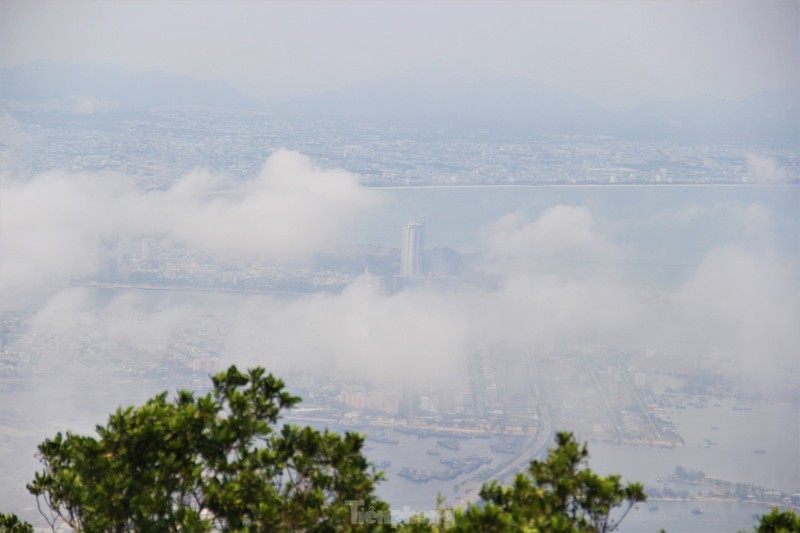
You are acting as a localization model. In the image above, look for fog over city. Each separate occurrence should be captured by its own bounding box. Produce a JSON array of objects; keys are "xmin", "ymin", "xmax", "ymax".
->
[
  {"xmin": 0, "ymin": 1, "xmax": 798, "ymax": 530},
  {"xmin": 3, "ymin": 151, "xmax": 797, "ymax": 390}
]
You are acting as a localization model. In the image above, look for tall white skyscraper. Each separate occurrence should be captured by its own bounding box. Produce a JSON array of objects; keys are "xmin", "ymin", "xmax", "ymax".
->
[{"xmin": 401, "ymin": 221, "xmax": 425, "ymax": 277}]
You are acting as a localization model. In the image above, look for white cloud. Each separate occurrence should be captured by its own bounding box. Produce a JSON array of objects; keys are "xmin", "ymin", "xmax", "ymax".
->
[
  {"xmin": 671, "ymin": 246, "xmax": 799, "ymax": 386},
  {"xmin": 0, "ymin": 171, "xmax": 132, "ymax": 309},
  {"xmin": 0, "ymin": 150, "xmax": 379, "ymax": 311},
  {"xmin": 744, "ymin": 154, "xmax": 790, "ymax": 184},
  {"xmin": 480, "ymin": 205, "xmax": 616, "ymax": 283},
  {"xmin": 3, "ymin": 172, "xmax": 798, "ymax": 399},
  {"xmin": 136, "ymin": 150, "xmax": 378, "ymax": 257},
  {"xmin": 212, "ymin": 274, "xmax": 469, "ymax": 388},
  {"xmin": 487, "ymin": 205, "xmax": 604, "ymax": 258}
]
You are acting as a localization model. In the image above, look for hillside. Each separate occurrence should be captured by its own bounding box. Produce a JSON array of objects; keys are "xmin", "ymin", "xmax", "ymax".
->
[{"xmin": 275, "ymin": 70, "xmax": 799, "ymax": 143}]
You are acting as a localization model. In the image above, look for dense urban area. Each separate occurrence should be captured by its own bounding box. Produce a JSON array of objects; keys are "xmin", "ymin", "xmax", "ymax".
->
[{"xmin": 2, "ymin": 107, "xmax": 798, "ymax": 188}]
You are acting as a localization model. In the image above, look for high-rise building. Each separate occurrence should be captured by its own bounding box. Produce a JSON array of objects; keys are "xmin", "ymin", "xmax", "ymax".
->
[{"xmin": 401, "ymin": 221, "xmax": 425, "ymax": 277}]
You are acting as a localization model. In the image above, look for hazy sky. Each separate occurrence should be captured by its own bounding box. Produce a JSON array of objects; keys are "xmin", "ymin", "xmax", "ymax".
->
[{"xmin": 1, "ymin": 0, "xmax": 798, "ymax": 107}]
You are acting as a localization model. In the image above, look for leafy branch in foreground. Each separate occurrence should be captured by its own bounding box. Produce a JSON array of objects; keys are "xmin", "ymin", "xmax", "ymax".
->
[
  {"xmin": 743, "ymin": 507, "xmax": 800, "ymax": 533},
  {"xmin": 24, "ymin": 366, "xmax": 389, "ymax": 532},
  {"xmin": 0, "ymin": 512, "xmax": 34, "ymax": 533},
  {"xmin": 407, "ymin": 431, "xmax": 646, "ymax": 533}
]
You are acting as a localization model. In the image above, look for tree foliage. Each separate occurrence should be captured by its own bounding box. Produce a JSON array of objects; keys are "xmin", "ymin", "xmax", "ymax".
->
[
  {"xmin": 431, "ymin": 431, "xmax": 646, "ymax": 533},
  {"xmin": 25, "ymin": 366, "xmax": 390, "ymax": 532},
  {"xmin": 0, "ymin": 512, "xmax": 34, "ymax": 533},
  {"xmin": 751, "ymin": 507, "xmax": 800, "ymax": 533}
]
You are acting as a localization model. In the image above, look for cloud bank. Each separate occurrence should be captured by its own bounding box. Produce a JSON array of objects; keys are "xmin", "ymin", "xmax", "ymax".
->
[
  {"xmin": 2, "ymin": 154, "xmax": 798, "ymax": 398},
  {"xmin": 744, "ymin": 154, "xmax": 791, "ymax": 184},
  {"xmin": 0, "ymin": 149, "xmax": 378, "ymax": 310}
]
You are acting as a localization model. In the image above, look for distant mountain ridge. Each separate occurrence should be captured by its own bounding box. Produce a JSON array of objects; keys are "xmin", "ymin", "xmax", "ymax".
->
[
  {"xmin": 614, "ymin": 89, "xmax": 800, "ymax": 143},
  {"xmin": 274, "ymin": 72, "xmax": 608, "ymax": 135},
  {"xmin": 1, "ymin": 61, "xmax": 796, "ymax": 143},
  {"xmin": 0, "ymin": 60, "xmax": 260, "ymax": 111},
  {"xmin": 275, "ymin": 71, "xmax": 799, "ymax": 143}
]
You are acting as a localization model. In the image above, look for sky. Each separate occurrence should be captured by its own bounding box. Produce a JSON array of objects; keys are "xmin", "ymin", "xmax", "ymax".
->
[{"xmin": 1, "ymin": 0, "xmax": 798, "ymax": 108}]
